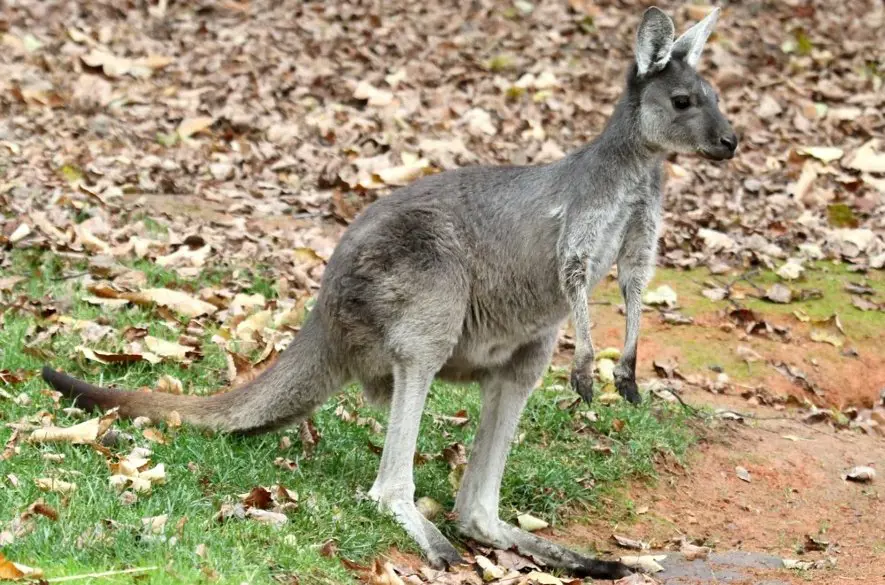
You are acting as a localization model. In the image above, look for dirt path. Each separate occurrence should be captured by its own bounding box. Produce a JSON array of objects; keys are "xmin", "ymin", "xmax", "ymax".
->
[{"xmin": 557, "ymin": 386, "xmax": 885, "ymax": 584}]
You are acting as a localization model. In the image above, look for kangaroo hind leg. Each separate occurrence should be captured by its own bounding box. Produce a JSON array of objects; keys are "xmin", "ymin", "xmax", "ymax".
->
[{"xmin": 454, "ymin": 334, "xmax": 632, "ymax": 580}]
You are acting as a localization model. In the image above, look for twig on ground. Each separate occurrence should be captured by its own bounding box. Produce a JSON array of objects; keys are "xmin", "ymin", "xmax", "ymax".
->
[
  {"xmin": 52, "ymin": 271, "xmax": 89, "ymax": 282},
  {"xmin": 46, "ymin": 566, "xmax": 159, "ymax": 582}
]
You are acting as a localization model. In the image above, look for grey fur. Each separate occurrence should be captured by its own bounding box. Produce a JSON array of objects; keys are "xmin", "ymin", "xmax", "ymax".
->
[
  {"xmin": 42, "ymin": 7, "xmax": 736, "ymax": 580},
  {"xmin": 672, "ymin": 8, "xmax": 720, "ymax": 69},
  {"xmin": 635, "ymin": 7, "xmax": 675, "ymax": 77}
]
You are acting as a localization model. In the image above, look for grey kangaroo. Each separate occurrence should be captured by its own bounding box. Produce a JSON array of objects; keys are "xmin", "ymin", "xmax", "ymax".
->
[{"xmin": 43, "ymin": 7, "xmax": 736, "ymax": 580}]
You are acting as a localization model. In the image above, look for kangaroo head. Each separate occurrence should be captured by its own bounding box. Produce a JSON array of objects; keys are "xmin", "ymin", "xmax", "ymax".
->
[{"xmin": 630, "ymin": 7, "xmax": 737, "ymax": 161}]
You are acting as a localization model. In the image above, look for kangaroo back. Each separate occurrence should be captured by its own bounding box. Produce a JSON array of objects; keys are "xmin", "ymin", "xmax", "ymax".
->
[{"xmin": 42, "ymin": 313, "xmax": 338, "ymax": 434}]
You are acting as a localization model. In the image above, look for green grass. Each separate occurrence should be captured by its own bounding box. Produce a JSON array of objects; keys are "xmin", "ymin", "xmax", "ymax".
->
[
  {"xmin": 645, "ymin": 262, "xmax": 885, "ymax": 341},
  {"xmin": 595, "ymin": 263, "xmax": 885, "ymax": 381},
  {"xmin": 1, "ymin": 250, "xmax": 695, "ymax": 584}
]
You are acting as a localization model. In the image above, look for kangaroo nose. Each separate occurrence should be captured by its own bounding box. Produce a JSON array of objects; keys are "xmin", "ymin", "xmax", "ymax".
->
[{"xmin": 720, "ymin": 133, "xmax": 738, "ymax": 152}]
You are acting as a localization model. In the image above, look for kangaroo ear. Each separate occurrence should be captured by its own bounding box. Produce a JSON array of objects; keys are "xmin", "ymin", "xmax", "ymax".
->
[
  {"xmin": 671, "ymin": 7, "xmax": 720, "ymax": 69},
  {"xmin": 635, "ymin": 7, "xmax": 675, "ymax": 77}
]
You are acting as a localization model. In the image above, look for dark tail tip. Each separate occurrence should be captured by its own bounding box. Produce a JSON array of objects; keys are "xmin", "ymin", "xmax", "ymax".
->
[
  {"xmin": 580, "ymin": 560, "xmax": 633, "ymax": 580},
  {"xmin": 42, "ymin": 366, "xmax": 105, "ymax": 412}
]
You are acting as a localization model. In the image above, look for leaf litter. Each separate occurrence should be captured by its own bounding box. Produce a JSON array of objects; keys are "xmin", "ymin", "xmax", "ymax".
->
[{"xmin": 1, "ymin": 0, "xmax": 884, "ymax": 582}]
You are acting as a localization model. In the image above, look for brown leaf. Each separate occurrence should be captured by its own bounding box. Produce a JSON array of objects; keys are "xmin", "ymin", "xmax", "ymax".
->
[
  {"xmin": 143, "ymin": 428, "xmax": 169, "ymax": 444},
  {"xmin": 299, "ymin": 419, "xmax": 319, "ymax": 457},
  {"xmin": 442, "ymin": 443, "xmax": 467, "ymax": 468},
  {"xmin": 245, "ymin": 508, "xmax": 287, "ymax": 527},
  {"xmin": 0, "ymin": 553, "xmax": 43, "ymax": 581},
  {"xmin": 226, "ymin": 348, "xmax": 277, "ymax": 387},
  {"xmin": 122, "ymin": 288, "xmax": 218, "ymax": 318},
  {"xmin": 492, "ymin": 549, "xmax": 539, "ymax": 572},
  {"xmin": 2, "ymin": 429, "xmax": 23, "ymax": 461},
  {"xmin": 680, "ymin": 541, "xmax": 711, "ymax": 561},
  {"xmin": 177, "ymin": 117, "xmax": 215, "ymax": 139},
  {"xmin": 78, "ymin": 346, "xmax": 160, "ymax": 365},
  {"xmin": 435, "ymin": 409, "xmax": 470, "ymax": 427},
  {"xmin": 274, "ymin": 457, "xmax": 298, "ymax": 472},
  {"xmin": 851, "ymin": 295, "xmax": 881, "ymax": 311},
  {"xmin": 803, "ymin": 534, "xmax": 829, "ymax": 553},
  {"xmin": 243, "ymin": 486, "xmax": 273, "ymax": 510},
  {"xmin": 28, "ymin": 500, "xmax": 59, "ymax": 522},
  {"xmin": 611, "ymin": 534, "xmax": 647, "ymax": 550}
]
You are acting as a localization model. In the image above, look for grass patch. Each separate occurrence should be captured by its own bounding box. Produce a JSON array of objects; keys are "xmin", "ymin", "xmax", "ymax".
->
[
  {"xmin": 622, "ymin": 263, "xmax": 885, "ymax": 381},
  {"xmin": 1, "ymin": 250, "xmax": 694, "ymax": 584},
  {"xmin": 644, "ymin": 263, "xmax": 885, "ymax": 340}
]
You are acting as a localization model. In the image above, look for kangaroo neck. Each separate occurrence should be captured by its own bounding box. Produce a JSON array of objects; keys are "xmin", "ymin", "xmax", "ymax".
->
[{"xmin": 576, "ymin": 91, "xmax": 663, "ymax": 173}]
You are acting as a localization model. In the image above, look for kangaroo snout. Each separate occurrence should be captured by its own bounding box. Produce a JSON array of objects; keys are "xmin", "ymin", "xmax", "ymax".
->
[
  {"xmin": 719, "ymin": 132, "xmax": 738, "ymax": 153},
  {"xmin": 710, "ymin": 131, "xmax": 739, "ymax": 160},
  {"xmin": 701, "ymin": 129, "xmax": 738, "ymax": 161}
]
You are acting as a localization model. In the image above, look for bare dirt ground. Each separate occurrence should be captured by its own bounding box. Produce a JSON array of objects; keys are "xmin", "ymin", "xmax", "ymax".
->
[
  {"xmin": 543, "ymin": 293, "xmax": 885, "ymax": 584},
  {"xmin": 565, "ymin": 387, "xmax": 885, "ymax": 584}
]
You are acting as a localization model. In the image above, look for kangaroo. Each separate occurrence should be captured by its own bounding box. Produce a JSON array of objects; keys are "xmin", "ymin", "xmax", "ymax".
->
[{"xmin": 42, "ymin": 7, "xmax": 736, "ymax": 580}]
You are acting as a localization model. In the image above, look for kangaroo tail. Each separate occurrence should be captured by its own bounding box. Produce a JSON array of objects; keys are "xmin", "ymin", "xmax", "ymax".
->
[{"xmin": 42, "ymin": 314, "xmax": 337, "ymax": 434}]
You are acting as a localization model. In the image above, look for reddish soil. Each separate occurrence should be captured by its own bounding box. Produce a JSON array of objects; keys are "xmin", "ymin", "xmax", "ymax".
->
[
  {"xmin": 571, "ymin": 304, "xmax": 885, "ymax": 410},
  {"xmin": 561, "ymin": 389, "xmax": 885, "ymax": 584},
  {"xmin": 445, "ymin": 308, "xmax": 885, "ymax": 584}
]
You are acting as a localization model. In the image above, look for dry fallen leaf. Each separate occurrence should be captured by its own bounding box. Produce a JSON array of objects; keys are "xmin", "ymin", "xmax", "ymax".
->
[
  {"xmin": 612, "ymin": 534, "xmax": 648, "ymax": 550},
  {"xmin": 619, "ymin": 555, "xmax": 667, "ymax": 573},
  {"xmin": 475, "ymin": 555, "xmax": 506, "ymax": 581},
  {"xmin": 35, "ymin": 477, "xmax": 77, "ymax": 494},
  {"xmin": 157, "ymin": 375, "xmax": 184, "ymax": 394},
  {"xmin": 516, "ymin": 513, "xmax": 548, "ymax": 532},
  {"xmin": 246, "ymin": 508, "xmax": 288, "ymax": 527},
  {"xmin": 680, "ymin": 541, "xmax": 711, "ymax": 561},
  {"xmin": 525, "ymin": 570, "xmax": 565, "ymax": 584},
  {"xmin": 29, "ymin": 410, "xmax": 118, "ymax": 444},
  {"xmin": 123, "ymin": 288, "xmax": 218, "ymax": 318},
  {"xmin": 764, "ymin": 283, "xmax": 793, "ymax": 304},
  {"xmin": 416, "ymin": 496, "xmax": 442, "ymax": 521},
  {"xmin": 643, "ymin": 285, "xmax": 678, "ymax": 307},
  {"xmin": 843, "ymin": 139, "xmax": 885, "ymax": 173},
  {"xmin": 78, "ymin": 345, "xmax": 160, "ymax": 365},
  {"xmin": 235, "ymin": 309, "xmax": 273, "ymax": 341},
  {"xmin": 796, "ymin": 146, "xmax": 843, "ymax": 164},
  {"xmin": 177, "ymin": 116, "xmax": 215, "ymax": 139},
  {"xmin": 842, "ymin": 466, "xmax": 875, "ymax": 483},
  {"xmin": 615, "ymin": 574, "xmax": 659, "ymax": 585},
  {"xmin": 142, "ymin": 514, "xmax": 168, "ymax": 535},
  {"xmin": 139, "ymin": 464, "xmax": 167, "ymax": 485},
  {"xmin": 597, "ymin": 358, "xmax": 616, "ymax": 383},
  {"xmin": 353, "ymin": 81, "xmax": 394, "ymax": 107},
  {"xmin": 810, "ymin": 329, "xmax": 844, "ymax": 347},
  {"xmin": 0, "ymin": 553, "xmax": 43, "ymax": 581},
  {"xmin": 783, "ymin": 558, "xmax": 836, "ymax": 570},
  {"xmin": 143, "ymin": 428, "xmax": 169, "ymax": 445},
  {"xmin": 144, "ymin": 336, "xmax": 194, "ymax": 361}
]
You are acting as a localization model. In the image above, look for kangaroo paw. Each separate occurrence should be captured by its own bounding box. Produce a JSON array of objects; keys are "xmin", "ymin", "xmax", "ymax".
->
[
  {"xmin": 570, "ymin": 366, "xmax": 595, "ymax": 404},
  {"xmin": 372, "ymin": 491, "xmax": 463, "ymax": 570},
  {"xmin": 460, "ymin": 518, "xmax": 632, "ymax": 579},
  {"xmin": 615, "ymin": 376, "xmax": 642, "ymax": 405}
]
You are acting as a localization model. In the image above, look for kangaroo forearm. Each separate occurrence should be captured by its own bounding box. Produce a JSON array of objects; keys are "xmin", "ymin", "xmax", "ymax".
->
[{"xmin": 561, "ymin": 254, "xmax": 595, "ymax": 362}]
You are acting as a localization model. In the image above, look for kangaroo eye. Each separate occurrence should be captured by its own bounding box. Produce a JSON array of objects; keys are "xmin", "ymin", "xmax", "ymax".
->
[{"xmin": 671, "ymin": 95, "xmax": 691, "ymax": 110}]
